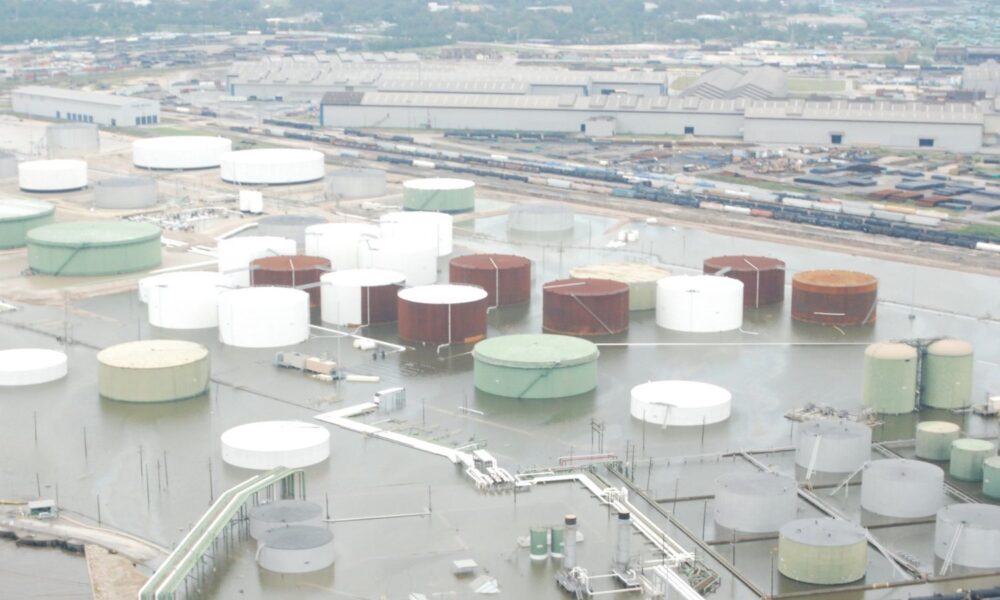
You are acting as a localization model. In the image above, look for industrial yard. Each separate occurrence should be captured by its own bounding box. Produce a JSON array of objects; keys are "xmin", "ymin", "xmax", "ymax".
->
[{"xmin": 0, "ymin": 22, "xmax": 1000, "ymax": 600}]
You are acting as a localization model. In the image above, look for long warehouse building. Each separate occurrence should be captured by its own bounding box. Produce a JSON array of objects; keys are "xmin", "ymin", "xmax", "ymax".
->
[
  {"xmin": 320, "ymin": 93, "xmax": 987, "ymax": 152},
  {"xmin": 12, "ymin": 86, "xmax": 161, "ymax": 127}
]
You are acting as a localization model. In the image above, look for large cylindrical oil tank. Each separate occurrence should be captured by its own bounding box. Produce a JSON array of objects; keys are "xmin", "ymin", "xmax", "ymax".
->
[
  {"xmin": 257, "ymin": 526, "xmax": 335, "ymax": 574},
  {"xmin": 217, "ymin": 287, "xmax": 310, "ymax": 348},
  {"xmin": 922, "ymin": 339, "xmax": 974, "ymax": 409},
  {"xmin": 97, "ymin": 340, "xmax": 209, "ymax": 403},
  {"xmin": 983, "ymin": 457, "xmax": 1000, "ymax": 500},
  {"xmin": 221, "ymin": 421, "xmax": 330, "ymax": 470},
  {"xmin": 779, "ymin": 518, "xmax": 868, "ymax": 585},
  {"xmin": 791, "ymin": 270, "xmax": 877, "ymax": 326},
  {"xmin": 0, "ymin": 198, "xmax": 54, "ymax": 249},
  {"xmin": 630, "ymin": 381, "xmax": 732, "ymax": 426},
  {"xmin": 258, "ymin": 214, "xmax": 327, "ymax": 251},
  {"xmin": 397, "ymin": 284, "xmax": 488, "ymax": 345},
  {"xmin": 473, "ymin": 334, "xmax": 599, "ymax": 399},
  {"xmin": 915, "ymin": 421, "xmax": 961, "ymax": 461},
  {"xmin": 570, "ymin": 263, "xmax": 671, "ymax": 311},
  {"xmin": 143, "ymin": 271, "xmax": 225, "ymax": 330},
  {"xmin": 379, "ymin": 211, "xmax": 453, "ymax": 257},
  {"xmin": 402, "ymin": 178, "xmax": 474, "ymax": 213},
  {"xmin": 249, "ymin": 500, "xmax": 324, "ymax": 540},
  {"xmin": 949, "ymin": 439, "xmax": 997, "ymax": 482},
  {"xmin": 0, "ymin": 151, "xmax": 18, "ymax": 178},
  {"xmin": 934, "ymin": 504, "xmax": 1000, "ymax": 569},
  {"xmin": 795, "ymin": 420, "xmax": 872, "ymax": 474},
  {"xmin": 94, "ymin": 176, "xmax": 158, "ymax": 209},
  {"xmin": 860, "ymin": 459, "xmax": 944, "ymax": 518},
  {"xmin": 320, "ymin": 269, "xmax": 405, "ymax": 326},
  {"xmin": 27, "ymin": 221, "xmax": 161, "ymax": 276},
  {"xmin": 133, "ymin": 136, "xmax": 232, "ymax": 170},
  {"xmin": 249, "ymin": 255, "xmax": 330, "ymax": 307},
  {"xmin": 46, "ymin": 122, "xmax": 99, "ymax": 158},
  {"xmin": 655, "ymin": 275, "xmax": 743, "ymax": 333},
  {"xmin": 304, "ymin": 222, "xmax": 378, "ymax": 269},
  {"xmin": 217, "ymin": 236, "xmax": 296, "ymax": 287},
  {"xmin": 220, "ymin": 149, "xmax": 325, "ymax": 185},
  {"xmin": 18, "ymin": 159, "xmax": 88, "ymax": 192},
  {"xmin": 862, "ymin": 342, "xmax": 918, "ymax": 415},
  {"xmin": 529, "ymin": 527, "xmax": 548, "ymax": 561},
  {"xmin": 507, "ymin": 202, "xmax": 574, "ymax": 237},
  {"xmin": 703, "ymin": 255, "xmax": 785, "ymax": 308},
  {"xmin": 0, "ymin": 348, "xmax": 68, "ymax": 386},
  {"xmin": 714, "ymin": 472, "xmax": 798, "ymax": 533},
  {"xmin": 543, "ymin": 278, "xmax": 629, "ymax": 336},
  {"xmin": 449, "ymin": 254, "xmax": 531, "ymax": 306},
  {"xmin": 358, "ymin": 236, "xmax": 437, "ymax": 286},
  {"xmin": 326, "ymin": 168, "xmax": 386, "ymax": 199}
]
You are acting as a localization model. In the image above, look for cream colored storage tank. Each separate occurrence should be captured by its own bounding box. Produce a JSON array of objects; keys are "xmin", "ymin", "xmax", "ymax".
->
[
  {"xmin": 97, "ymin": 340, "xmax": 209, "ymax": 402},
  {"xmin": 778, "ymin": 518, "xmax": 868, "ymax": 585}
]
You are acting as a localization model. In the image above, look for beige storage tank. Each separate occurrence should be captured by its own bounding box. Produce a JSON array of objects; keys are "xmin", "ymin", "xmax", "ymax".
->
[{"xmin": 97, "ymin": 340, "xmax": 209, "ymax": 402}]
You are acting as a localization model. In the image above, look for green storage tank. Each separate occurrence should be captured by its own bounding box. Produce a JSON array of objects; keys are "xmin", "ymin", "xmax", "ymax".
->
[
  {"xmin": 27, "ymin": 220, "xmax": 161, "ymax": 276},
  {"xmin": 915, "ymin": 421, "xmax": 961, "ymax": 461},
  {"xmin": 402, "ymin": 178, "xmax": 475, "ymax": 213},
  {"xmin": 922, "ymin": 339, "xmax": 974, "ymax": 409},
  {"xmin": 550, "ymin": 526, "xmax": 565, "ymax": 558},
  {"xmin": 983, "ymin": 457, "xmax": 1000, "ymax": 500},
  {"xmin": 473, "ymin": 334, "xmax": 599, "ymax": 399},
  {"xmin": 0, "ymin": 198, "xmax": 54, "ymax": 249},
  {"xmin": 862, "ymin": 342, "xmax": 918, "ymax": 415},
  {"xmin": 778, "ymin": 518, "xmax": 867, "ymax": 585},
  {"xmin": 949, "ymin": 439, "xmax": 996, "ymax": 482},
  {"xmin": 97, "ymin": 339, "xmax": 210, "ymax": 402},
  {"xmin": 529, "ymin": 527, "xmax": 548, "ymax": 561}
]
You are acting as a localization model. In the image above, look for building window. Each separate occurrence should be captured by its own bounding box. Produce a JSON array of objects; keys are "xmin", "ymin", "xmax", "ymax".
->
[
  {"xmin": 152, "ymin": 115, "xmax": 157, "ymax": 124},
  {"xmin": 919, "ymin": 138, "xmax": 934, "ymax": 147},
  {"xmin": 135, "ymin": 117, "xmax": 140, "ymax": 126},
  {"xmin": 111, "ymin": 118, "xmax": 116, "ymax": 127},
  {"xmin": 830, "ymin": 133, "xmax": 843, "ymax": 144},
  {"xmin": 684, "ymin": 126, "xmax": 695, "ymax": 135}
]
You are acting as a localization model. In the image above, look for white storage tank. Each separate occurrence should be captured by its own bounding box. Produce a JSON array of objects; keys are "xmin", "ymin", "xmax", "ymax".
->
[
  {"xmin": 142, "ymin": 271, "xmax": 225, "ymax": 329},
  {"xmin": 217, "ymin": 287, "xmax": 310, "ymax": 348},
  {"xmin": 94, "ymin": 176, "xmax": 158, "ymax": 209},
  {"xmin": 379, "ymin": 211, "xmax": 453, "ymax": 257},
  {"xmin": 221, "ymin": 420, "xmax": 330, "ymax": 470},
  {"xmin": 714, "ymin": 472, "xmax": 798, "ymax": 533},
  {"xmin": 358, "ymin": 236, "xmax": 437, "ymax": 286},
  {"xmin": 0, "ymin": 151, "xmax": 19, "ymax": 178},
  {"xmin": 934, "ymin": 504, "xmax": 1000, "ymax": 569},
  {"xmin": 630, "ymin": 380, "xmax": 732, "ymax": 426},
  {"xmin": 304, "ymin": 222, "xmax": 378, "ymax": 269},
  {"xmin": 46, "ymin": 122, "xmax": 99, "ymax": 158},
  {"xmin": 656, "ymin": 275, "xmax": 744, "ymax": 333},
  {"xmin": 860, "ymin": 459, "xmax": 944, "ymax": 518},
  {"xmin": 220, "ymin": 149, "xmax": 325, "ymax": 185},
  {"xmin": 133, "ymin": 136, "xmax": 232, "ymax": 170},
  {"xmin": 217, "ymin": 236, "xmax": 296, "ymax": 287},
  {"xmin": 239, "ymin": 190, "xmax": 264, "ymax": 214},
  {"xmin": 257, "ymin": 214, "xmax": 327, "ymax": 251},
  {"xmin": 795, "ymin": 420, "xmax": 872, "ymax": 474},
  {"xmin": 0, "ymin": 349, "xmax": 68, "ymax": 386},
  {"xmin": 326, "ymin": 168, "xmax": 386, "ymax": 199},
  {"xmin": 320, "ymin": 269, "xmax": 406, "ymax": 326},
  {"xmin": 19, "ymin": 159, "xmax": 88, "ymax": 192},
  {"xmin": 508, "ymin": 202, "xmax": 575, "ymax": 237},
  {"xmin": 249, "ymin": 500, "xmax": 324, "ymax": 540},
  {"xmin": 257, "ymin": 525, "xmax": 335, "ymax": 574}
]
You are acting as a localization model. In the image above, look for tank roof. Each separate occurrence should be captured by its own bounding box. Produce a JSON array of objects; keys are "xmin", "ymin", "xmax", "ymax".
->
[
  {"xmin": 251, "ymin": 255, "xmax": 331, "ymax": 271},
  {"xmin": 657, "ymin": 274, "xmax": 743, "ymax": 293},
  {"xmin": 133, "ymin": 136, "xmax": 230, "ymax": 149},
  {"xmin": 780, "ymin": 518, "xmax": 867, "ymax": 546},
  {"xmin": 916, "ymin": 421, "xmax": 961, "ymax": 434},
  {"xmin": 403, "ymin": 177, "xmax": 474, "ymax": 190},
  {"xmin": 937, "ymin": 504, "xmax": 1000, "ymax": 530},
  {"xmin": 398, "ymin": 284, "xmax": 487, "ymax": 304},
  {"xmin": 0, "ymin": 198, "xmax": 54, "ymax": 221},
  {"xmin": 793, "ymin": 270, "xmax": 877, "ymax": 287},
  {"xmin": 544, "ymin": 278, "xmax": 629, "ymax": 296},
  {"xmin": 97, "ymin": 340, "xmax": 208, "ymax": 369},
  {"xmin": 222, "ymin": 148, "xmax": 323, "ymax": 164},
  {"xmin": 328, "ymin": 167, "xmax": 384, "ymax": 177},
  {"xmin": 632, "ymin": 380, "xmax": 732, "ymax": 409},
  {"xmin": 952, "ymin": 438, "xmax": 996, "ymax": 452},
  {"xmin": 704, "ymin": 255, "xmax": 785, "ymax": 272},
  {"xmin": 927, "ymin": 338, "xmax": 973, "ymax": 356},
  {"xmin": 865, "ymin": 342, "xmax": 917, "ymax": 360},
  {"xmin": 862, "ymin": 458, "xmax": 943, "ymax": 483},
  {"xmin": 800, "ymin": 419, "xmax": 870, "ymax": 439},
  {"xmin": 510, "ymin": 202, "xmax": 573, "ymax": 214},
  {"xmin": 716, "ymin": 471, "xmax": 797, "ymax": 495},
  {"xmin": 570, "ymin": 262, "xmax": 670, "ymax": 284},
  {"xmin": 95, "ymin": 176, "xmax": 155, "ymax": 188},
  {"xmin": 27, "ymin": 220, "xmax": 160, "ymax": 246},
  {"xmin": 259, "ymin": 525, "xmax": 333, "ymax": 549},
  {"xmin": 221, "ymin": 420, "xmax": 329, "ymax": 454},
  {"xmin": 474, "ymin": 334, "xmax": 599, "ymax": 368},
  {"xmin": 451, "ymin": 253, "xmax": 531, "ymax": 270},
  {"xmin": 0, "ymin": 349, "xmax": 67, "ymax": 373}
]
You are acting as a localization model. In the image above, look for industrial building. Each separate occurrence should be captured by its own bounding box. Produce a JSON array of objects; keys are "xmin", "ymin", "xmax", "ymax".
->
[
  {"xmin": 680, "ymin": 66, "xmax": 788, "ymax": 100},
  {"xmin": 12, "ymin": 86, "xmax": 160, "ymax": 127}
]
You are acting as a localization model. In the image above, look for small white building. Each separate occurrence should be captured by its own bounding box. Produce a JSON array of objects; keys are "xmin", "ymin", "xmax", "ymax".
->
[{"xmin": 12, "ymin": 86, "xmax": 160, "ymax": 128}]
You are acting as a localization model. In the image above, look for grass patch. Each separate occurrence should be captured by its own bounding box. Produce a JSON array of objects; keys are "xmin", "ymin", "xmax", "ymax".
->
[
  {"xmin": 117, "ymin": 125, "xmax": 205, "ymax": 138},
  {"xmin": 787, "ymin": 78, "xmax": 846, "ymax": 92},
  {"xmin": 958, "ymin": 223, "xmax": 1000, "ymax": 241}
]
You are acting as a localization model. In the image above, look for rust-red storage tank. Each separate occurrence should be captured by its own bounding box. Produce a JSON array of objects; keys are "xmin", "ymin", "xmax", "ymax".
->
[
  {"xmin": 449, "ymin": 254, "xmax": 531, "ymax": 307},
  {"xmin": 792, "ymin": 270, "xmax": 878, "ymax": 326},
  {"xmin": 703, "ymin": 255, "xmax": 786, "ymax": 308},
  {"xmin": 543, "ymin": 278, "xmax": 629, "ymax": 336},
  {"xmin": 250, "ymin": 255, "xmax": 331, "ymax": 307},
  {"xmin": 397, "ymin": 284, "xmax": 489, "ymax": 345}
]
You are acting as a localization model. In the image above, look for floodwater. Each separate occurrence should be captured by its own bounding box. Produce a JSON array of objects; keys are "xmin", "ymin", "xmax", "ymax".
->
[{"xmin": 0, "ymin": 208, "xmax": 998, "ymax": 598}]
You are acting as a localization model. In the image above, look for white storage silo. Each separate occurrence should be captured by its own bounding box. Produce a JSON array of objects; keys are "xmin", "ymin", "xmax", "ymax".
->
[
  {"xmin": 0, "ymin": 349, "xmax": 68, "ymax": 386},
  {"xmin": 860, "ymin": 459, "xmax": 944, "ymax": 518},
  {"xmin": 326, "ymin": 168, "xmax": 386, "ymax": 199},
  {"xmin": 714, "ymin": 471, "xmax": 798, "ymax": 533},
  {"xmin": 249, "ymin": 500, "xmax": 325, "ymax": 540},
  {"xmin": 934, "ymin": 504, "xmax": 1000, "ymax": 569},
  {"xmin": 221, "ymin": 420, "xmax": 330, "ymax": 470},
  {"xmin": 217, "ymin": 287, "xmax": 310, "ymax": 348},
  {"xmin": 630, "ymin": 380, "xmax": 732, "ymax": 426},
  {"xmin": 133, "ymin": 136, "xmax": 232, "ymax": 170},
  {"xmin": 239, "ymin": 190, "xmax": 264, "ymax": 214},
  {"xmin": 358, "ymin": 236, "xmax": 437, "ymax": 286},
  {"xmin": 656, "ymin": 275, "xmax": 744, "ymax": 333},
  {"xmin": 320, "ymin": 269, "xmax": 406, "ymax": 326},
  {"xmin": 257, "ymin": 526, "xmax": 335, "ymax": 574},
  {"xmin": 304, "ymin": 223, "xmax": 378, "ymax": 269},
  {"xmin": 143, "ymin": 271, "xmax": 225, "ymax": 329},
  {"xmin": 795, "ymin": 420, "xmax": 872, "ymax": 474},
  {"xmin": 379, "ymin": 211, "xmax": 453, "ymax": 257},
  {"xmin": 220, "ymin": 149, "xmax": 325, "ymax": 185},
  {"xmin": 217, "ymin": 236, "xmax": 296, "ymax": 287},
  {"xmin": 18, "ymin": 159, "xmax": 88, "ymax": 192}
]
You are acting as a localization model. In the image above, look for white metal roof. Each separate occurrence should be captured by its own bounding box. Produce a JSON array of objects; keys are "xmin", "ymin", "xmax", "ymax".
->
[
  {"xmin": 745, "ymin": 99, "xmax": 983, "ymax": 124},
  {"xmin": 398, "ymin": 284, "xmax": 487, "ymax": 305},
  {"xmin": 14, "ymin": 85, "xmax": 158, "ymax": 108}
]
